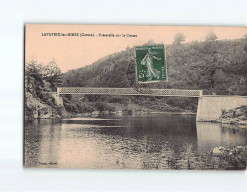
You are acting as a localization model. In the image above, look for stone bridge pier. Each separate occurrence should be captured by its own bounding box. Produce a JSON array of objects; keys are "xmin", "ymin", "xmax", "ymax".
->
[
  {"xmin": 196, "ymin": 95, "xmax": 247, "ymax": 121},
  {"xmin": 51, "ymin": 93, "xmax": 64, "ymax": 106}
]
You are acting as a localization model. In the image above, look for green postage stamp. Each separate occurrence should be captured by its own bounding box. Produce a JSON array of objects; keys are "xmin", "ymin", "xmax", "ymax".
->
[{"xmin": 135, "ymin": 44, "xmax": 167, "ymax": 83}]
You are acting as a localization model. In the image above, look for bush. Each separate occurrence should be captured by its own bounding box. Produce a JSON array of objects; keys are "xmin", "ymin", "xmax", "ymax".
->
[
  {"xmin": 95, "ymin": 101, "xmax": 107, "ymax": 111},
  {"xmin": 108, "ymin": 96, "xmax": 125, "ymax": 103},
  {"xmin": 79, "ymin": 103, "xmax": 94, "ymax": 113},
  {"xmin": 63, "ymin": 102, "xmax": 79, "ymax": 112}
]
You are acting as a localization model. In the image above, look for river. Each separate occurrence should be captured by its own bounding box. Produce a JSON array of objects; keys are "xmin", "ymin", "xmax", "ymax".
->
[{"xmin": 24, "ymin": 113, "xmax": 246, "ymax": 169}]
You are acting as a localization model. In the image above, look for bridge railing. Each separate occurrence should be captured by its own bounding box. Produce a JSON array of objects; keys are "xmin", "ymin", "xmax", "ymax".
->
[{"xmin": 57, "ymin": 87, "xmax": 203, "ymax": 97}]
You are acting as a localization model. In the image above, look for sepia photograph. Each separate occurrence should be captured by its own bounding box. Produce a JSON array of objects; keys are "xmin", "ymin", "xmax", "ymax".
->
[{"xmin": 24, "ymin": 24, "xmax": 247, "ymax": 170}]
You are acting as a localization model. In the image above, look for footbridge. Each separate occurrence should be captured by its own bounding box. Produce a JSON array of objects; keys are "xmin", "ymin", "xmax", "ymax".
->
[
  {"xmin": 57, "ymin": 87, "xmax": 202, "ymax": 97},
  {"xmin": 53, "ymin": 87, "xmax": 247, "ymax": 122}
]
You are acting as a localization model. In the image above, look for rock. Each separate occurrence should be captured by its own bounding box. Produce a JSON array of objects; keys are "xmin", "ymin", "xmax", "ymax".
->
[
  {"xmin": 218, "ymin": 146, "xmax": 225, "ymax": 150},
  {"xmin": 239, "ymin": 115, "xmax": 247, "ymax": 120},
  {"xmin": 220, "ymin": 106, "xmax": 247, "ymax": 125},
  {"xmin": 223, "ymin": 112, "xmax": 233, "ymax": 118},
  {"xmin": 41, "ymin": 114, "xmax": 52, "ymax": 119},
  {"xmin": 212, "ymin": 147, "xmax": 221, "ymax": 155},
  {"xmin": 43, "ymin": 81, "xmax": 51, "ymax": 91},
  {"xmin": 102, "ymin": 110, "xmax": 109, "ymax": 115},
  {"xmin": 229, "ymin": 119, "xmax": 239, "ymax": 124},
  {"xmin": 33, "ymin": 112, "xmax": 38, "ymax": 118},
  {"xmin": 92, "ymin": 111, "xmax": 100, "ymax": 116},
  {"xmin": 55, "ymin": 115, "xmax": 61, "ymax": 119},
  {"xmin": 239, "ymin": 121, "xmax": 247, "ymax": 125},
  {"xmin": 25, "ymin": 92, "xmax": 63, "ymax": 119},
  {"xmin": 235, "ymin": 110, "xmax": 244, "ymax": 117}
]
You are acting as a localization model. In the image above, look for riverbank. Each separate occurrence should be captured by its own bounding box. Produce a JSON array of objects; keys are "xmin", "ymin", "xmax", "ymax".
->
[
  {"xmin": 198, "ymin": 105, "xmax": 247, "ymax": 126},
  {"xmin": 218, "ymin": 106, "xmax": 247, "ymax": 126},
  {"xmin": 25, "ymin": 92, "xmax": 64, "ymax": 120},
  {"xmin": 206, "ymin": 145, "xmax": 247, "ymax": 170},
  {"xmin": 64, "ymin": 110, "xmax": 196, "ymax": 118},
  {"xmin": 170, "ymin": 145, "xmax": 247, "ymax": 170},
  {"xmin": 25, "ymin": 91, "xmax": 197, "ymax": 119}
]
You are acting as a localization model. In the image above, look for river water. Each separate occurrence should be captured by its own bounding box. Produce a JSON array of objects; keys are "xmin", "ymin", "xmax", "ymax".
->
[{"xmin": 24, "ymin": 114, "xmax": 246, "ymax": 169}]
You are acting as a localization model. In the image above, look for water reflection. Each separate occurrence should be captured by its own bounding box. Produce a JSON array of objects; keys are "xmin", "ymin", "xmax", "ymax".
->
[
  {"xmin": 196, "ymin": 122, "xmax": 246, "ymax": 153},
  {"xmin": 24, "ymin": 114, "xmax": 246, "ymax": 169}
]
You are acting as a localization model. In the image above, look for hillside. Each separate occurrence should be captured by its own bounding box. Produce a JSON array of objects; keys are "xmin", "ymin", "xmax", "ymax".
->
[
  {"xmin": 24, "ymin": 61, "xmax": 65, "ymax": 119},
  {"xmin": 25, "ymin": 38, "xmax": 247, "ymax": 116},
  {"xmin": 62, "ymin": 39, "xmax": 247, "ymax": 94},
  {"xmin": 60, "ymin": 39, "xmax": 247, "ymax": 114}
]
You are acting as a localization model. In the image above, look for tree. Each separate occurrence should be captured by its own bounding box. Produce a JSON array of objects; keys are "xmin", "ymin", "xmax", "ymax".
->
[
  {"xmin": 205, "ymin": 32, "xmax": 217, "ymax": 41},
  {"xmin": 44, "ymin": 59, "xmax": 61, "ymax": 77},
  {"xmin": 25, "ymin": 60, "xmax": 44, "ymax": 96},
  {"xmin": 145, "ymin": 40, "xmax": 155, "ymax": 45},
  {"xmin": 173, "ymin": 33, "xmax": 185, "ymax": 45}
]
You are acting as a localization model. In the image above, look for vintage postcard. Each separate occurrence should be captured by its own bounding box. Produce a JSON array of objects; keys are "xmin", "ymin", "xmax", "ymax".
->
[{"xmin": 24, "ymin": 24, "xmax": 247, "ymax": 169}]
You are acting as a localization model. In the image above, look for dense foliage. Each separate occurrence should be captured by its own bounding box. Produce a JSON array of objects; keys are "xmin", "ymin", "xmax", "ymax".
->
[
  {"xmin": 62, "ymin": 38, "xmax": 247, "ymax": 94},
  {"xmin": 26, "ymin": 37, "xmax": 247, "ymax": 114},
  {"xmin": 25, "ymin": 60, "xmax": 63, "ymax": 117},
  {"xmin": 59, "ymin": 38, "xmax": 247, "ymax": 113}
]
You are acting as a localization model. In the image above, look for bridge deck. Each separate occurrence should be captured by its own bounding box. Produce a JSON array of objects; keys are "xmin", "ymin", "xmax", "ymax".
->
[{"xmin": 57, "ymin": 87, "xmax": 202, "ymax": 97}]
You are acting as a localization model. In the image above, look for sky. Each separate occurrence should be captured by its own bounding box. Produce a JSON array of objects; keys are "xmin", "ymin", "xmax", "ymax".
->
[{"xmin": 25, "ymin": 24, "xmax": 247, "ymax": 73}]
